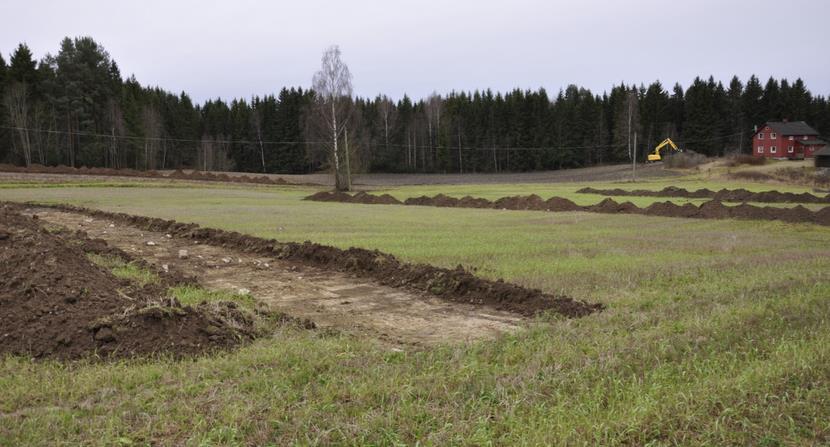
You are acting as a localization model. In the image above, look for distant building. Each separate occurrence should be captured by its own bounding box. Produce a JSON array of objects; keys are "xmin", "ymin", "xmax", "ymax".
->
[{"xmin": 752, "ymin": 120, "xmax": 827, "ymax": 159}]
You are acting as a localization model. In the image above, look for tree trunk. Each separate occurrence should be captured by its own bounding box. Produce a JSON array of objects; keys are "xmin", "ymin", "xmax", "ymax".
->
[{"xmin": 331, "ymin": 101, "xmax": 343, "ymax": 190}]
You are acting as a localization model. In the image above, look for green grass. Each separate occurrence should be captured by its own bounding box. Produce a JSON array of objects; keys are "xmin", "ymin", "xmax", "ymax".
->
[
  {"xmin": 2, "ymin": 176, "xmax": 830, "ymax": 445},
  {"xmin": 169, "ymin": 285, "xmax": 258, "ymax": 310},
  {"xmin": 87, "ymin": 253, "xmax": 159, "ymax": 286}
]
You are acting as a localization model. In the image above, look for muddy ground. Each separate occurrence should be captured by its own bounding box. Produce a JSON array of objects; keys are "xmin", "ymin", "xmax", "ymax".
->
[
  {"xmin": 306, "ymin": 191, "xmax": 830, "ymax": 226},
  {"xmin": 15, "ymin": 204, "xmax": 599, "ymax": 348},
  {"xmin": 0, "ymin": 205, "xmax": 258, "ymax": 360},
  {"xmin": 578, "ymin": 186, "xmax": 830, "ymax": 204}
]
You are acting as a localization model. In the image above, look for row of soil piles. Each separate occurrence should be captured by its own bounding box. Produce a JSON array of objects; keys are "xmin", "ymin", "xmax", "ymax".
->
[
  {"xmin": 0, "ymin": 204, "xmax": 259, "ymax": 360},
  {"xmin": 0, "ymin": 163, "xmax": 291, "ymax": 185},
  {"xmin": 577, "ymin": 186, "xmax": 830, "ymax": 204},
  {"xmin": 305, "ymin": 191, "xmax": 830, "ymax": 226},
  {"xmin": 21, "ymin": 202, "xmax": 601, "ymax": 319}
]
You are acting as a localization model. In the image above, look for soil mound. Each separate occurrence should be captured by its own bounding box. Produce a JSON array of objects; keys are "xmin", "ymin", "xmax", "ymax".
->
[
  {"xmin": 305, "ymin": 191, "xmax": 830, "ymax": 226},
  {"xmin": 493, "ymin": 194, "xmax": 547, "ymax": 210},
  {"xmin": 0, "ymin": 205, "xmax": 256, "ymax": 360},
  {"xmin": 27, "ymin": 203, "xmax": 602, "ymax": 319},
  {"xmin": 458, "ymin": 196, "xmax": 494, "ymax": 208},
  {"xmin": 545, "ymin": 197, "xmax": 582, "ymax": 212},
  {"xmin": 577, "ymin": 186, "xmax": 830, "ymax": 204},
  {"xmin": 404, "ymin": 195, "xmax": 436, "ymax": 206},
  {"xmin": 0, "ymin": 164, "xmax": 293, "ymax": 186}
]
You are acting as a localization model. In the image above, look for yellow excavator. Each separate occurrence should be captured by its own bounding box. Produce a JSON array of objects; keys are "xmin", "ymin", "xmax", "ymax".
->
[{"xmin": 648, "ymin": 138, "xmax": 682, "ymax": 162}]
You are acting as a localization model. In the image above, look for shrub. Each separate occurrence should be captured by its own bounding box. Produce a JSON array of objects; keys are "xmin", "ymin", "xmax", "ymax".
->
[
  {"xmin": 663, "ymin": 150, "xmax": 707, "ymax": 169},
  {"xmin": 726, "ymin": 154, "xmax": 766, "ymax": 167}
]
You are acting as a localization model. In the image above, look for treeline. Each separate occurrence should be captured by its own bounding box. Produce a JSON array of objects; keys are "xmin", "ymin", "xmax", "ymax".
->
[
  {"xmin": 0, "ymin": 37, "xmax": 312, "ymax": 173},
  {"xmin": 2, "ymin": 37, "xmax": 829, "ymax": 174}
]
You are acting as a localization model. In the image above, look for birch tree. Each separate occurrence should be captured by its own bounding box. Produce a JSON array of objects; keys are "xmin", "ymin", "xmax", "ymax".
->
[
  {"xmin": 5, "ymin": 82, "xmax": 32, "ymax": 166},
  {"xmin": 425, "ymin": 92, "xmax": 442, "ymax": 168},
  {"xmin": 377, "ymin": 95, "xmax": 395, "ymax": 155},
  {"xmin": 312, "ymin": 45, "xmax": 353, "ymax": 191}
]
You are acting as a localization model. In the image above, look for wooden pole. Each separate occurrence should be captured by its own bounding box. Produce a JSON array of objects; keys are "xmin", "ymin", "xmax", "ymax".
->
[
  {"xmin": 632, "ymin": 131, "xmax": 637, "ymax": 181},
  {"xmin": 344, "ymin": 126, "xmax": 352, "ymax": 191}
]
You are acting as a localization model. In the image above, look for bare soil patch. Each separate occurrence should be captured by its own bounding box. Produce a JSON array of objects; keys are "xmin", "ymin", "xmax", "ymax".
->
[
  {"xmin": 577, "ymin": 186, "xmax": 830, "ymax": 204},
  {"xmin": 306, "ymin": 192, "xmax": 830, "ymax": 226},
  {"xmin": 0, "ymin": 205, "xmax": 257, "ymax": 360}
]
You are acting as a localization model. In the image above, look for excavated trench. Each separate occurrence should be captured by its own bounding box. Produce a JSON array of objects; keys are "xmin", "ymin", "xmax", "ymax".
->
[
  {"xmin": 1, "ymin": 202, "xmax": 601, "ymax": 358},
  {"xmin": 305, "ymin": 191, "xmax": 830, "ymax": 226},
  {"xmin": 577, "ymin": 186, "xmax": 830, "ymax": 204}
]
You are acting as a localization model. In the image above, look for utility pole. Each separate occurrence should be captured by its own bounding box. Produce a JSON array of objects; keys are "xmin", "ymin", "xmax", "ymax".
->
[
  {"xmin": 627, "ymin": 98, "xmax": 632, "ymax": 160},
  {"xmin": 632, "ymin": 131, "xmax": 637, "ymax": 181},
  {"xmin": 344, "ymin": 126, "xmax": 352, "ymax": 190},
  {"xmin": 458, "ymin": 122, "xmax": 463, "ymax": 174}
]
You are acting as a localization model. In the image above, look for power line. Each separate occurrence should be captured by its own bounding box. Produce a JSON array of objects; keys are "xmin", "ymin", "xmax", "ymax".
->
[
  {"xmin": 0, "ymin": 125, "xmax": 323, "ymax": 146},
  {"xmin": 1, "ymin": 125, "xmax": 745, "ymax": 154}
]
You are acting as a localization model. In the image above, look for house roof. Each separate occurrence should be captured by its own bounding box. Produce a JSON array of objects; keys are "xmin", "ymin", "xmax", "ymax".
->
[
  {"xmin": 814, "ymin": 146, "xmax": 830, "ymax": 156},
  {"xmin": 799, "ymin": 139, "xmax": 827, "ymax": 146},
  {"xmin": 758, "ymin": 121, "xmax": 819, "ymax": 136}
]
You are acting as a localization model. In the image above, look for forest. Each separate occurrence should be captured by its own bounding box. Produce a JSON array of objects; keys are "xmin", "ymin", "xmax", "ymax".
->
[{"xmin": 2, "ymin": 36, "xmax": 829, "ymax": 174}]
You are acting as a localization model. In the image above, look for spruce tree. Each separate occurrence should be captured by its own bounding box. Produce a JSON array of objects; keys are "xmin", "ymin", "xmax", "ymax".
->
[
  {"xmin": 742, "ymin": 75, "xmax": 765, "ymax": 132},
  {"xmin": 761, "ymin": 77, "xmax": 782, "ymax": 120}
]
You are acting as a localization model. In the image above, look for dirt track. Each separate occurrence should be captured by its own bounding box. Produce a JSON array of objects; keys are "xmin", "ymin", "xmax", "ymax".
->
[{"xmin": 27, "ymin": 206, "xmax": 598, "ymax": 346}]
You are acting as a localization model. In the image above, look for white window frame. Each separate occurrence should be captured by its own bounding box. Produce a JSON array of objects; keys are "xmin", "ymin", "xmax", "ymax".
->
[
  {"xmin": 758, "ymin": 133, "xmax": 765, "ymax": 140},
  {"xmin": 789, "ymin": 136, "xmax": 794, "ymax": 141},
  {"xmin": 757, "ymin": 146, "xmax": 764, "ymax": 153},
  {"xmin": 771, "ymin": 132, "xmax": 777, "ymax": 139},
  {"xmin": 788, "ymin": 145, "xmax": 794, "ymax": 153},
  {"xmin": 803, "ymin": 136, "xmax": 808, "ymax": 140},
  {"xmin": 771, "ymin": 146, "xmax": 777, "ymax": 153}
]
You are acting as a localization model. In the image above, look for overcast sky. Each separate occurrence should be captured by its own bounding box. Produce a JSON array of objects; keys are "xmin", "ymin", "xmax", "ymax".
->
[{"xmin": 2, "ymin": 0, "xmax": 828, "ymax": 104}]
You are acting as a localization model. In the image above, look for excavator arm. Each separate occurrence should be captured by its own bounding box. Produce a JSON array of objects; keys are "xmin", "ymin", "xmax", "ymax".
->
[{"xmin": 647, "ymin": 138, "xmax": 680, "ymax": 162}]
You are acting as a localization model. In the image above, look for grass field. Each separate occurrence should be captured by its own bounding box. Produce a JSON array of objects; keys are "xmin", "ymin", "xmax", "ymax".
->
[{"xmin": 2, "ymin": 174, "xmax": 830, "ymax": 445}]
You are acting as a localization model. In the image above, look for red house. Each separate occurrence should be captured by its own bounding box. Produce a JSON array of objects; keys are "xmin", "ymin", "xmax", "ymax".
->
[{"xmin": 752, "ymin": 121, "xmax": 827, "ymax": 159}]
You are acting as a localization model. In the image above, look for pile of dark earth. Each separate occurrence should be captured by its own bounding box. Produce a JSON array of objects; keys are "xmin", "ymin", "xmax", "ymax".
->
[
  {"xmin": 0, "ymin": 204, "xmax": 261, "ymax": 360},
  {"xmin": 577, "ymin": 186, "xmax": 830, "ymax": 204},
  {"xmin": 305, "ymin": 191, "xmax": 830, "ymax": 226},
  {"xmin": 0, "ymin": 163, "xmax": 292, "ymax": 186}
]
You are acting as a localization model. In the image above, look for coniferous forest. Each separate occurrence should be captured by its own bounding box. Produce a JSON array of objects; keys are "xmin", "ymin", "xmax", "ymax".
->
[{"xmin": 2, "ymin": 37, "xmax": 829, "ymax": 174}]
